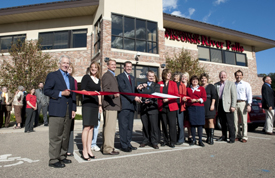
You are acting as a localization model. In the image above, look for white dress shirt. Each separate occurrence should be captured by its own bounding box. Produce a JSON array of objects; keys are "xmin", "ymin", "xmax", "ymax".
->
[{"xmin": 235, "ymin": 80, "xmax": 252, "ymax": 104}]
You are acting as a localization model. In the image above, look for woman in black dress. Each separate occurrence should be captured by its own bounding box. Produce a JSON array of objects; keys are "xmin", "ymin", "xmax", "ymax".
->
[
  {"xmin": 200, "ymin": 73, "xmax": 218, "ymax": 145},
  {"xmin": 81, "ymin": 62, "xmax": 102, "ymax": 160}
]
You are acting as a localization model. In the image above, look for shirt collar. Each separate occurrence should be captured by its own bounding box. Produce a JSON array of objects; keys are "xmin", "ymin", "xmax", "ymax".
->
[
  {"xmin": 59, "ymin": 69, "xmax": 69, "ymax": 77},
  {"xmin": 235, "ymin": 80, "xmax": 243, "ymax": 84},
  {"xmin": 147, "ymin": 81, "xmax": 152, "ymax": 86},
  {"xmin": 108, "ymin": 69, "xmax": 115, "ymax": 76},
  {"xmin": 265, "ymin": 83, "xmax": 271, "ymax": 88},
  {"xmin": 191, "ymin": 85, "xmax": 199, "ymax": 90}
]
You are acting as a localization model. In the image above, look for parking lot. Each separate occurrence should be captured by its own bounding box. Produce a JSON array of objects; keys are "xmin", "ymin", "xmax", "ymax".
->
[{"xmin": 0, "ymin": 120, "xmax": 274, "ymax": 178}]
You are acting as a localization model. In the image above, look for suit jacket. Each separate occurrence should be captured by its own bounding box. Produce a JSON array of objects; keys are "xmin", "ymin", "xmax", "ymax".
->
[
  {"xmin": 35, "ymin": 88, "xmax": 49, "ymax": 106},
  {"xmin": 158, "ymin": 80, "xmax": 179, "ymax": 112},
  {"xmin": 137, "ymin": 81, "xmax": 160, "ymax": 114},
  {"xmin": 117, "ymin": 72, "xmax": 136, "ymax": 111},
  {"xmin": 102, "ymin": 70, "xmax": 121, "ymax": 111},
  {"xmin": 214, "ymin": 80, "xmax": 237, "ymax": 112},
  {"xmin": 261, "ymin": 83, "xmax": 275, "ymax": 109},
  {"xmin": 44, "ymin": 70, "xmax": 76, "ymax": 118},
  {"xmin": 0, "ymin": 91, "xmax": 14, "ymax": 111}
]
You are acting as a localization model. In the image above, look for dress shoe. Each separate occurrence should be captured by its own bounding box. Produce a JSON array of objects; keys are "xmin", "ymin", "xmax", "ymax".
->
[
  {"xmin": 153, "ymin": 145, "xmax": 159, "ymax": 149},
  {"xmin": 88, "ymin": 153, "xmax": 96, "ymax": 159},
  {"xmin": 265, "ymin": 132, "xmax": 274, "ymax": 135},
  {"xmin": 216, "ymin": 137, "xmax": 227, "ymax": 142},
  {"xmin": 104, "ymin": 150, "xmax": 120, "ymax": 155},
  {"xmin": 242, "ymin": 139, "xmax": 247, "ymax": 143},
  {"xmin": 160, "ymin": 142, "xmax": 167, "ymax": 147},
  {"xmin": 228, "ymin": 141, "xmax": 235, "ymax": 144},
  {"xmin": 44, "ymin": 124, "xmax": 48, "ymax": 126},
  {"xmin": 30, "ymin": 130, "xmax": 35, "ymax": 132},
  {"xmin": 175, "ymin": 142, "xmax": 184, "ymax": 145},
  {"xmin": 121, "ymin": 147, "xmax": 132, "ymax": 152},
  {"xmin": 49, "ymin": 161, "xmax": 65, "ymax": 168},
  {"xmin": 61, "ymin": 158, "xmax": 72, "ymax": 164},
  {"xmin": 169, "ymin": 143, "xmax": 175, "ymax": 148},
  {"xmin": 198, "ymin": 142, "xmax": 205, "ymax": 147},
  {"xmin": 129, "ymin": 145, "xmax": 137, "ymax": 150},
  {"xmin": 139, "ymin": 143, "xmax": 147, "ymax": 147},
  {"xmin": 188, "ymin": 138, "xmax": 193, "ymax": 143},
  {"xmin": 189, "ymin": 140, "xmax": 196, "ymax": 146},
  {"xmin": 67, "ymin": 153, "xmax": 74, "ymax": 157}
]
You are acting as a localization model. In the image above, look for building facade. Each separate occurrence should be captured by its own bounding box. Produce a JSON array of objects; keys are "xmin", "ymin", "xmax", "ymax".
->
[{"xmin": 0, "ymin": 0, "xmax": 275, "ymax": 106}]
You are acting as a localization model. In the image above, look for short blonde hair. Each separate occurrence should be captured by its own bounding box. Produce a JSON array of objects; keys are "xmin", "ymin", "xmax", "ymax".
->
[{"xmin": 182, "ymin": 72, "xmax": 189, "ymax": 81}]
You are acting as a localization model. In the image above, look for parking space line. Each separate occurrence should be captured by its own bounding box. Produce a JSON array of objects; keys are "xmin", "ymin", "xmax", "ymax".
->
[{"xmin": 249, "ymin": 136, "xmax": 271, "ymax": 140}]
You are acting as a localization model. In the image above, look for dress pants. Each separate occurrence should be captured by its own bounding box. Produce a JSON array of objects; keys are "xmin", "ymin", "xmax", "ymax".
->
[
  {"xmin": 102, "ymin": 111, "xmax": 117, "ymax": 153},
  {"xmin": 118, "ymin": 110, "xmax": 134, "ymax": 149},
  {"xmin": 36, "ymin": 103, "xmax": 48, "ymax": 126},
  {"xmin": 25, "ymin": 108, "xmax": 35, "ymax": 132},
  {"xmin": 234, "ymin": 101, "xmax": 248, "ymax": 140},
  {"xmin": 264, "ymin": 109, "xmax": 274, "ymax": 133},
  {"xmin": 49, "ymin": 105, "xmax": 71, "ymax": 164},
  {"xmin": 218, "ymin": 99, "xmax": 235, "ymax": 142},
  {"xmin": 92, "ymin": 118, "xmax": 101, "ymax": 148},
  {"xmin": 160, "ymin": 107, "xmax": 177, "ymax": 144},
  {"xmin": 67, "ymin": 119, "xmax": 75, "ymax": 154},
  {"xmin": 0, "ymin": 105, "xmax": 11, "ymax": 128},
  {"xmin": 177, "ymin": 109, "xmax": 185, "ymax": 143},
  {"xmin": 140, "ymin": 111, "xmax": 159, "ymax": 145}
]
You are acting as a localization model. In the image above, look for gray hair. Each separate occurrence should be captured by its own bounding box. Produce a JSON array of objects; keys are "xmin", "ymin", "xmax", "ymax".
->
[
  {"xmin": 219, "ymin": 71, "xmax": 227, "ymax": 77},
  {"xmin": 2, "ymin": 86, "xmax": 7, "ymax": 90},
  {"xmin": 59, "ymin": 55, "xmax": 71, "ymax": 64},
  {"xmin": 18, "ymin": 86, "xmax": 24, "ymax": 91}
]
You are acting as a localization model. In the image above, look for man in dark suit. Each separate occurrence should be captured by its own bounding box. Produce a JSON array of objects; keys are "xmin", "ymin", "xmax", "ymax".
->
[
  {"xmin": 117, "ymin": 61, "xmax": 141, "ymax": 152},
  {"xmin": 137, "ymin": 70, "xmax": 160, "ymax": 149},
  {"xmin": 102, "ymin": 59, "xmax": 121, "ymax": 155},
  {"xmin": 261, "ymin": 76, "xmax": 275, "ymax": 135},
  {"xmin": 44, "ymin": 55, "xmax": 76, "ymax": 168}
]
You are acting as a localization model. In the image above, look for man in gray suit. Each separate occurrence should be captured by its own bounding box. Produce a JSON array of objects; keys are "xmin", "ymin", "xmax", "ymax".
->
[
  {"xmin": 102, "ymin": 59, "xmax": 121, "ymax": 155},
  {"xmin": 35, "ymin": 82, "xmax": 49, "ymax": 126},
  {"xmin": 215, "ymin": 71, "xmax": 237, "ymax": 143}
]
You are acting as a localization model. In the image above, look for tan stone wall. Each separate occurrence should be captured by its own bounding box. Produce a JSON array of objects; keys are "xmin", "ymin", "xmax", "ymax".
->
[{"xmin": 164, "ymin": 45, "xmax": 263, "ymax": 95}]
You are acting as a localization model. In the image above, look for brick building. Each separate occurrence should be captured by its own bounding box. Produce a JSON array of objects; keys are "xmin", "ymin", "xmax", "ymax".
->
[{"xmin": 0, "ymin": 0, "xmax": 275, "ymax": 107}]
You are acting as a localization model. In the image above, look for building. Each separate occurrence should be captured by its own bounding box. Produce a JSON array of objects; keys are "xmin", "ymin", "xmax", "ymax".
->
[{"xmin": 0, "ymin": 0, "xmax": 275, "ymax": 107}]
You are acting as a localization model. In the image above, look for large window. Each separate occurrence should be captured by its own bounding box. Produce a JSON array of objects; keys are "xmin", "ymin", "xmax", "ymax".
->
[
  {"xmin": 0, "ymin": 34, "xmax": 26, "ymax": 53},
  {"xmin": 111, "ymin": 14, "xmax": 158, "ymax": 54},
  {"xmin": 198, "ymin": 46, "xmax": 247, "ymax": 66},
  {"xmin": 39, "ymin": 29, "xmax": 87, "ymax": 50}
]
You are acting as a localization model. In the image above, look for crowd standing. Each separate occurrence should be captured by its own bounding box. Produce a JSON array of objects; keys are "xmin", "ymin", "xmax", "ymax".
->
[{"xmin": 0, "ymin": 55, "xmax": 274, "ymax": 169}]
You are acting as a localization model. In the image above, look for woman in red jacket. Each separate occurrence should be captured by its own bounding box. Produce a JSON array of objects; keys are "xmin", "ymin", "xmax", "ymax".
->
[
  {"xmin": 183, "ymin": 75, "xmax": 207, "ymax": 147},
  {"xmin": 158, "ymin": 69, "xmax": 179, "ymax": 148}
]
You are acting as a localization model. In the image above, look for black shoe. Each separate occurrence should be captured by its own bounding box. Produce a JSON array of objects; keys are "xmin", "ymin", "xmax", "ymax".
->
[
  {"xmin": 176, "ymin": 142, "xmax": 184, "ymax": 145},
  {"xmin": 49, "ymin": 161, "xmax": 65, "ymax": 168},
  {"xmin": 209, "ymin": 128, "xmax": 214, "ymax": 145},
  {"xmin": 44, "ymin": 124, "xmax": 48, "ymax": 126},
  {"xmin": 160, "ymin": 142, "xmax": 167, "ymax": 147},
  {"xmin": 81, "ymin": 156, "xmax": 91, "ymax": 161},
  {"xmin": 188, "ymin": 138, "xmax": 193, "ymax": 143},
  {"xmin": 216, "ymin": 137, "xmax": 226, "ymax": 141},
  {"xmin": 198, "ymin": 142, "xmax": 205, "ymax": 147},
  {"xmin": 88, "ymin": 153, "xmax": 96, "ymax": 159},
  {"xmin": 169, "ymin": 143, "xmax": 175, "ymax": 148},
  {"xmin": 29, "ymin": 130, "xmax": 35, "ymax": 132},
  {"xmin": 153, "ymin": 145, "xmax": 159, "ymax": 149},
  {"xmin": 61, "ymin": 158, "xmax": 72, "ymax": 164},
  {"xmin": 189, "ymin": 140, "xmax": 196, "ymax": 146},
  {"xmin": 129, "ymin": 145, "xmax": 137, "ymax": 150},
  {"xmin": 228, "ymin": 141, "xmax": 235, "ymax": 144},
  {"xmin": 121, "ymin": 147, "xmax": 132, "ymax": 152}
]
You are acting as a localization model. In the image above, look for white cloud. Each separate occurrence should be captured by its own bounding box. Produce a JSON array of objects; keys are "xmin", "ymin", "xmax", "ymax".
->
[
  {"xmin": 213, "ymin": 0, "xmax": 227, "ymax": 5},
  {"xmin": 202, "ymin": 11, "xmax": 212, "ymax": 22},
  {"xmin": 171, "ymin": 8, "xmax": 195, "ymax": 18},
  {"xmin": 163, "ymin": 0, "xmax": 178, "ymax": 11}
]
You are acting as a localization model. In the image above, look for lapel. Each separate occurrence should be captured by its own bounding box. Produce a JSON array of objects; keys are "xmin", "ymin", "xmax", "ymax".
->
[
  {"xmin": 69, "ymin": 76, "xmax": 74, "ymax": 90},
  {"xmin": 57, "ymin": 70, "xmax": 68, "ymax": 89},
  {"xmin": 107, "ymin": 70, "xmax": 117, "ymax": 82}
]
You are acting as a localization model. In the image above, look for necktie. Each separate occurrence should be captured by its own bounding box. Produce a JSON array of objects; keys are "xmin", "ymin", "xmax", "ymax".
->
[{"xmin": 128, "ymin": 75, "xmax": 132, "ymax": 86}]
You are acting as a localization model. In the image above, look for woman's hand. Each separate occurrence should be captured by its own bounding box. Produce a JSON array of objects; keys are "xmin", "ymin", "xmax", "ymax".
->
[
  {"xmin": 191, "ymin": 99, "xmax": 197, "ymax": 103},
  {"xmin": 210, "ymin": 105, "xmax": 215, "ymax": 111},
  {"xmin": 182, "ymin": 97, "xmax": 187, "ymax": 102},
  {"xmin": 163, "ymin": 99, "xmax": 169, "ymax": 103},
  {"xmin": 99, "ymin": 105, "xmax": 102, "ymax": 113}
]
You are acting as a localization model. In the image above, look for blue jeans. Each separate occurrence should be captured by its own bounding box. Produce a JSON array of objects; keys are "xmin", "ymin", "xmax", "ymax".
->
[
  {"xmin": 91, "ymin": 113, "xmax": 101, "ymax": 148},
  {"xmin": 177, "ymin": 110, "xmax": 185, "ymax": 143}
]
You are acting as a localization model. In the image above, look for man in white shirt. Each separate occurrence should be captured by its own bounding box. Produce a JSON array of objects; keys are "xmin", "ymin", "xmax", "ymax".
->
[{"xmin": 234, "ymin": 70, "xmax": 252, "ymax": 143}]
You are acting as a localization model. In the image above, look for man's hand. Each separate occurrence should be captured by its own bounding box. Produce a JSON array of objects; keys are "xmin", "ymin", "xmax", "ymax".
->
[
  {"xmin": 72, "ymin": 111, "xmax": 76, "ymax": 119},
  {"xmin": 114, "ymin": 93, "xmax": 120, "ymax": 98},
  {"xmin": 163, "ymin": 99, "xmax": 169, "ymax": 103},
  {"xmin": 269, "ymin": 106, "xmax": 273, "ymax": 111},
  {"xmin": 247, "ymin": 105, "xmax": 251, "ymax": 112},
  {"xmin": 135, "ymin": 96, "xmax": 142, "ymax": 103},
  {"xmin": 61, "ymin": 90, "xmax": 70, "ymax": 96},
  {"xmin": 230, "ymin": 107, "xmax": 235, "ymax": 112},
  {"xmin": 99, "ymin": 106, "xmax": 103, "ymax": 113}
]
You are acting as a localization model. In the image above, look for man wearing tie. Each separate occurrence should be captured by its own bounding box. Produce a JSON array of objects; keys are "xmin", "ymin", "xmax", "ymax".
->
[
  {"xmin": 137, "ymin": 70, "xmax": 160, "ymax": 149},
  {"xmin": 117, "ymin": 61, "xmax": 142, "ymax": 152},
  {"xmin": 44, "ymin": 55, "xmax": 76, "ymax": 168}
]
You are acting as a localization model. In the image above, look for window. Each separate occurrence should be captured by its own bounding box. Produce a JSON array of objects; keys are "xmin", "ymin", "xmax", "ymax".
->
[
  {"xmin": 39, "ymin": 29, "xmax": 87, "ymax": 50},
  {"xmin": 111, "ymin": 14, "xmax": 158, "ymax": 54},
  {"xmin": 198, "ymin": 46, "xmax": 247, "ymax": 66},
  {"xmin": 94, "ymin": 17, "xmax": 102, "ymax": 54},
  {"xmin": 0, "ymin": 34, "xmax": 26, "ymax": 53}
]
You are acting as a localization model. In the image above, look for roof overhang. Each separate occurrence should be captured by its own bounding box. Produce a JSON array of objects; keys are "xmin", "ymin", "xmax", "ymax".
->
[
  {"xmin": 0, "ymin": 0, "xmax": 99, "ymax": 24},
  {"xmin": 163, "ymin": 13, "xmax": 275, "ymax": 52}
]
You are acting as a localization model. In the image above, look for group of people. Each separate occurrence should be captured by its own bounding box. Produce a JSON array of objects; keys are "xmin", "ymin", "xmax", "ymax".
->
[{"xmin": 40, "ymin": 55, "xmax": 270, "ymax": 169}]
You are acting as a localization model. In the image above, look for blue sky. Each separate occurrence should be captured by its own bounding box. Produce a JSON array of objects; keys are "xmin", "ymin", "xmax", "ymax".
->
[{"xmin": 1, "ymin": 0, "xmax": 274, "ymax": 74}]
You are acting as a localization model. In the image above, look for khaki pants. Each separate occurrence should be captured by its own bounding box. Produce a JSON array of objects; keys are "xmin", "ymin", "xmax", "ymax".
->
[
  {"xmin": 49, "ymin": 105, "xmax": 72, "ymax": 164},
  {"xmin": 234, "ymin": 101, "xmax": 248, "ymax": 140},
  {"xmin": 264, "ymin": 109, "xmax": 274, "ymax": 133},
  {"xmin": 102, "ymin": 110, "xmax": 117, "ymax": 154}
]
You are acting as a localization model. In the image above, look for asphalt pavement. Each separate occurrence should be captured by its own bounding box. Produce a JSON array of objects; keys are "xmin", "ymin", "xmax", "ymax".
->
[{"xmin": 0, "ymin": 120, "xmax": 274, "ymax": 178}]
